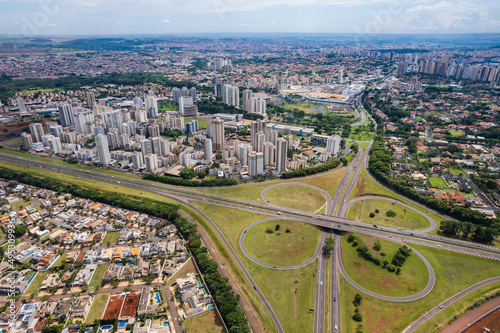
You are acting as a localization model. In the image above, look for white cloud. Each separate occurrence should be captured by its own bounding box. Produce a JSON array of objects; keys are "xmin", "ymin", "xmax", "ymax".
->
[
  {"xmin": 163, "ymin": 19, "xmax": 171, "ymax": 23},
  {"xmin": 48, "ymin": 23, "xmax": 56, "ymax": 26}
]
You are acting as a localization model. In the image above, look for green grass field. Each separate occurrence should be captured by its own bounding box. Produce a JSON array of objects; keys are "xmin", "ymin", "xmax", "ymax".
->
[
  {"xmin": 341, "ymin": 233, "xmax": 429, "ymax": 297},
  {"xmin": 349, "ymin": 169, "xmax": 448, "ymax": 231},
  {"xmin": 265, "ymin": 185, "xmax": 327, "ymax": 213},
  {"xmin": 340, "ymin": 243, "xmax": 500, "ymax": 333},
  {"xmin": 427, "ymin": 177, "xmax": 448, "ymax": 188},
  {"xmin": 346, "ymin": 199, "xmax": 430, "ymax": 231},
  {"xmin": 449, "ymin": 130, "xmax": 464, "ymax": 137},
  {"xmin": 183, "ymin": 309, "xmax": 226, "ymax": 333},
  {"xmin": 167, "ymin": 258, "xmax": 196, "ymax": 283},
  {"xmin": 102, "ymin": 232, "xmax": 119, "ymax": 246},
  {"xmin": 183, "ymin": 117, "xmax": 208, "ymax": 129},
  {"xmin": 349, "ymin": 132, "xmax": 375, "ymax": 141},
  {"xmin": 193, "ymin": 202, "xmax": 317, "ymax": 332},
  {"xmin": 244, "ymin": 221, "xmax": 321, "ymax": 266},
  {"xmin": 448, "ymin": 168, "xmax": 466, "ymax": 176},
  {"xmin": 415, "ymin": 283, "xmax": 500, "ymax": 333},
  {"xmin": 85, "ymin": 293, "xmax": 109, "ymax": 324},
  {"xmin": 24, "ymin": 272, "xmax": 47, "ymax": 296},
  {"xmin": 89, "ymin": 264, "xmax": 109, "ymax": 289},
  {"xmin": 51, "ymin": 253, "xmax": 67, "ymax": 268}
]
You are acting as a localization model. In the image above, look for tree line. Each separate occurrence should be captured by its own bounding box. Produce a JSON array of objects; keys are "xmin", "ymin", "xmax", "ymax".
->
[
  {"xmin": 280, "ymin": 158, "xmax": 342, "ymax": 179},
  {"xmin": 0, "ymin": 167, "xmax": 250, "ymax": 332},
  {"xmin": 143, "ymin": 173, "xmax": 237, "ymax": 187}
]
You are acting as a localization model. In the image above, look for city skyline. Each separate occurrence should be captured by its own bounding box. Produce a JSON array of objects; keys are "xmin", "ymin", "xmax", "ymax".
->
[{"xmin": 1, "ymin": 0, "xmax": 500, "ymax": 36}]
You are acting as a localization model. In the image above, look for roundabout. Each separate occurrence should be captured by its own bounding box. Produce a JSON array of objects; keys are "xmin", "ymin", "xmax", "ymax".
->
[{"xmin": 240, "ymin": 218, "xmax": 325, "ymax": 270}]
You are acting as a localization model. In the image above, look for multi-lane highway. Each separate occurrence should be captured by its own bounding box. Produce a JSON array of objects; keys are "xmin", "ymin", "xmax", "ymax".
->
[{"xmin": 1, "ymin": 141, "xmax": 499, "ymax": 333}]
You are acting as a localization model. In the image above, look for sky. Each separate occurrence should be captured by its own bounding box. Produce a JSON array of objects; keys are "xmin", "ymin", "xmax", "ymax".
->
[{"xmin": 1, "ymin": 0, "xmax": 499, "ymax": 36}]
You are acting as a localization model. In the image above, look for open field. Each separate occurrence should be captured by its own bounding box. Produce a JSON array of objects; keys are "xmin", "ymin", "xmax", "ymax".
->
[
  {"xmin": 299, "ymin": 167, "xmax": 346, "ymax": 196},
  {"xmin": 340, "ymin": 243, "xmax": 500, "ymax": 333},
  {"xmin": 184, "ymin": 308, "xmax": 226, "ymax": 333},
  {"xmin": 349, "ymin": 169, "xmax": 449, "ymax": 230},
  {"xmin": 193, "ymin": 183, "xmax": 271, "ymax": 204},
  {"xmin": 449, "ymin": 168, "xmax": 466, "ymax": 176},
  {"xmin": 349, "ymin": 131, "xmax": 375, "ymax": 141},
  {"xmin": 85, "ymin": 293, "xmax": 109, "ymax": 324},
  {"xmin": 346, "ymin": 199, "xmax": 430, "ymax": 230},
  {"xmin": 120, "ymin": 292, "xmax": 140, "ymax": 318},
  {"xmin": 24, "ymin": 272, "xmax": 47, "ymax": 296},
  {"xmin": 102, "ymin": 232, "xmax": 119, "ymax": 246},
  {"xmin": 341, "ymin": 233, "xmax": 429, "ymax": 297},
  {"xmin": 50, "ymin": 253, "xmax": 66, "ymax": 268},
  {"xmin": 103, "ymin": 294, "xmax": 125, "ymax": 319},
  {"xmin": 427, "ymin": 177, "xmax": 448, "ymax": 188},
  {"xmin": 196, "ymin": 202, "xmax": 317, "ymax": 332},
  {"xmin": 281, "ymin": 101, "xmax": 325, "ymax": 114},
  {"xmin": 167, "ymin": 258, "xmax": 196, "ymax": 283},
  {"xmin": 449, "ymin": 130, "xmax": 464, "ymax": 137},
  {"xmin": 415, "ymin": 283, "xmax": 500, "ymax": 333},
  {"xmin": 89, "ymin": 264, "xmax": 109, "ymax": 289},
  {"xmin": 244, "ymin": 221, "xmax": 321, "ymax": 266},
  {"xmin": 265, "ymin": 185, "xmax": 326, "ymax": 213},
  {"xmin": 183, "ymin": 117, "xmax": 208, "ymax": 129}
]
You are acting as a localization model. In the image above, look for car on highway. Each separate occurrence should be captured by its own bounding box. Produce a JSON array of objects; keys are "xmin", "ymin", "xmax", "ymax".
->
[
  {"xmin": 273, "ymin": 266, "xmax": 276, "ymax": 268},
  {"xmin": 373, "ymin": 224, "xmax": 378, "ymax": 228},
  {"xmin": 253, "ymin": 286, "xmax": 257, "ymax": 290},
  {"xmin": 334, "ymin": 297, "xmax": 336, "ymax": 302},
  {"xmin": 439, "ymin": 305, "xmax": 444, "ymax": 309}
]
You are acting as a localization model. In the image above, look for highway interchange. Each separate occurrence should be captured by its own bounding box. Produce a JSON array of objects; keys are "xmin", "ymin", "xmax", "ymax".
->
[{"xmin": 0, "ymin": 100, "xmax": 499, "ymax": 332}]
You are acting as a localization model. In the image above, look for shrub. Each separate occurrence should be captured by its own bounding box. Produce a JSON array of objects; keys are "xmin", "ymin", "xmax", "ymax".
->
[
  {"xmin": 285, "ymin": 228, "xmax": 291, "ymax": 233},
  {"xmin": 369, "ymin": 212, "xmax": 375, "ymax": 218},
  {"xmin": 352, "ymin": 312, "xmax": 363, "ymax": 322},
  {"xmin": 386, "ymin": 210, "xmax": 396, "ymax": 217},
  {"xmin": 347, "ymin": 234, "xmax": 355, "ymax": 243},
  {"xmin": 387, "ymin": 264, "xmax": 396, "ymax": 272},
  {"xmin": 265, "ymin": 228, "xmax": 274, "ymax": 234},
  {"xmin": 375, "ymin": 209, "xmax": 379, "ymax": 213}
]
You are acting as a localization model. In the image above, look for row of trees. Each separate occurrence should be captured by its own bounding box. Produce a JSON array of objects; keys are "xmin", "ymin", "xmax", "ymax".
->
[
  {"xmin": 143, "ymin": 173, "xmax": 237, "ymax": 187},
  {"xmin": 281, "ymin": 158, "xmax": 342, "ymax": 179},
  {"xmin": 439, "ymin": 220, "xmax": 496, "ymax": 243},
  {"xmin": 368, "ymin": 135, "xmax": 500, "ymax": 243},
  {"xmin": 0, "ymin": 167, "xmax": 250, "ymax": 332}
]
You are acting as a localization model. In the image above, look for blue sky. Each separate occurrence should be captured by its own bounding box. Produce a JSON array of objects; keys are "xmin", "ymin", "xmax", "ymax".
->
[{"xmin": 1, "ymin": 0, "xmax": 499, "ymax": 36}]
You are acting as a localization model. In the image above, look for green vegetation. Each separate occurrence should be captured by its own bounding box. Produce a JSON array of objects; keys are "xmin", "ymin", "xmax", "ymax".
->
[
  {"xmin": 89, "ymin": 264, "xmax": 109, "ymax": 289},
  {"xmin": 102, "ymin": 232, "xmax": 119, "ymax": 246},
  {"xmin": 183, "ymin": 309, "xmax": 226, "ymax": 333},
  {"xmin": 341, "ymin": 233, "xmax": 429, "ymax": 297},
  {"xmin": 346, "ymin": 199, "xmax": 431, "ymax": 230},
  {"xmin": 266, "ymin": 185, "xmax": 326, "ymax": 213},
  {"xmin": 427, "ymin": 177, "xmax": 448, "ymax": 188},
  {"xmin": 183, "ymin": 117, "xmax": 208, "ymax": 129},
  {"xmin": 340, "ymin": 243, "xmax": 500, "ymax": 333},
  {"xmin": 448, "ymin": 168, "xmax": 465, "ymax": 176},
  {"xmin": 244, "ymin": 221, "xmax": 321, "ymax": 266},
  {"xmin": 368, "ymin": 136, "xmax": 499, "ymax": 235},
  {"xmin": 167, "ymin": 258, "xmax": 196, "ymax": 283},
  {"xmin": 415, "ymin": 284, "xmax": 500, "ymax": 333},
  {"xmin": 144, "ymin": 172, "xmax": 237, "ymax": 187},
  {"xmin": 24, "ymin": 272, "xmax": 47, "ymax": 296},
  {"xmin": 281, "ymin": 158, "xmax": 342, "ymax": 179},
  {"xmin": 85, "ymin": 293, "xmax": 108, "ymax": 324}
]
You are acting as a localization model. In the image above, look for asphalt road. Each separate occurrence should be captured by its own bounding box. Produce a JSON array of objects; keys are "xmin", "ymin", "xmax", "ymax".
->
[
  {"xmin": 402, "ymin": 276, "xmax": 500, "ymax": 333},
  {"xmin": 342, "ymin": 196, "xmax": 437, "ymax": 233},
  {"xmin": 335, "ymin": 233, "xmax": 436, "ymax": 301}
]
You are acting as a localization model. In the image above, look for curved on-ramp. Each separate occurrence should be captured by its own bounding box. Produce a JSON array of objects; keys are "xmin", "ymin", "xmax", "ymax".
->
[
  {"xmin": 335, "ymin": 234, "xmax": 436, "ymax": 302},
  {"xmin": 239, "ymin": 218, "xmax": 326, "ymax": 270},
  {"xmin": 342, "ymin": 196, "xmax": 437, "ymax": 233}
]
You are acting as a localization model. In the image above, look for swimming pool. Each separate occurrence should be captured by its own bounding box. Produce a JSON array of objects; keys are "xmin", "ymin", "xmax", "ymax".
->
[
  {"xmin": 207, "ymin": 304, "xmax": 214, "ymax": 309},
  {"xmin": 118, "ymin": 321, "xmax": 127, "ymax": 328},
  {"xmin": 100, "ymin": 325, "xmax": 113, "ymax": 331},
  {"xmin": 163, "ymin": 322, "xmax": 169, "ymax": 327},
  {"xmin": 197, "ymin": 281, "xmax": 202, "ymax": 288},
  {"xmin": 154, "ymin": 292, "xmax": 161, "ymax": 303},
  {"xmin": 27, "ymin": 272, "xmax": 36, "ymax": 284}
]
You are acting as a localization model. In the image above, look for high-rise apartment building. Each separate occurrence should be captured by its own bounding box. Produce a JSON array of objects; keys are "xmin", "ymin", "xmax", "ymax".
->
[
  {"xmin": 29, "ymin": 123, "xmax": 44, "ymax": 143},
  {"xmin": 96, "ymin": 134, "xmax": 111, "ymax": 165},
  {"xmin": 211, "ymin": 118, "xmax": 225, "ymax": 151},
  {"xmin": 58, "ymin": 104, "xmax": 74, "ymax": 127},
  {"xmin": 145, "ymin": 96, "xmax": 158, "ymax": 119},
  {"xmin": 21, "ymin": 133, "xmax": 33, "ymax": 150},
  {"xmin": 204, "ymin": 138, "xmax": 213, "ymax": 161},
  {"xmin": 222, "ymin": 84, "xmax": 239, "ymax": 108},
  {"xmin": 276, "ymin": 138, "xmax": 288, "ymax": 173},
  {"xmin": 326, "ymin": 135, "xmax": 341, "ymax": 156}
]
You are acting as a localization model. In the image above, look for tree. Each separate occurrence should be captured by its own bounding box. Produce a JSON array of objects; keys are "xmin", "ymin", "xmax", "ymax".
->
[
  {"xmin": 386, "ymin": 210, "xmax": 396, "ymax": 217},
  {"xmin": 275, "ymin": 224, "xmax": 280, "ymax": 231},
  {"xmin": 285, "ymin": 228, "xmax": 291, "ymax": 233},
  {"xmin": 353, "ymin": 294, "xmax": 363, "ymax": 306},
  {"xmin": 322, "ymin": 238, "xmax": 334, "ymax": 256},
  {"xmin": 265, "ymin": 228, "xmax": 274, "ymax": 234},
  {"xmin": 179, "ymin": 168, "xmax": 195, "ymax": 180},
  {"xmin": 375, "ymin": 209, "xmax": 380, "ymax": 213},
  {"xmin": 14, "ymin": 225, "xmax": 27, "ymax": 237},
  {"xmin": 373, "ymin": 240, "xmax": 381, "ymax": 251},
  {"xmin": 486, "ymin": 179, "xmax": 498, "ymax": 190},
  {"xmin": 352, "ymin": 312, "xmax": 363, "ymax": 322},
  {"xmin": 369, "ymin": 212, "xmax": 375, "ymax": 218}
]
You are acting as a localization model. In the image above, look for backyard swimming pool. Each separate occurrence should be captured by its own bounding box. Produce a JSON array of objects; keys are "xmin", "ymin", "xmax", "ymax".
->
[
  {"xmin": 118, "ymin": 321, "xmax": 127, "ymax": 328},
  {"xmin": 154, "ymin": 292, "xmax": 161, "ymax": 303}
]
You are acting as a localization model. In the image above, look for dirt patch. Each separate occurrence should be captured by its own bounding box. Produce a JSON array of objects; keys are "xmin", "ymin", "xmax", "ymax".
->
[
  {"xmin": 358, "ymin": 202, "xmax": 363, "ymax": 220},
  {"xmin": 462, "ymin": 307, "xmax": 500, "ymax": 333},
  {"xmin": 442, "ymin": 297, "xmax": 500, "ymax": 333},
  {"xmin": 103, "ymin": 294, "xmax": 125, "ymax": 319},
  {"xmin": 120, "ymin": 292, "xmax": 140, "ymax": 318}
]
